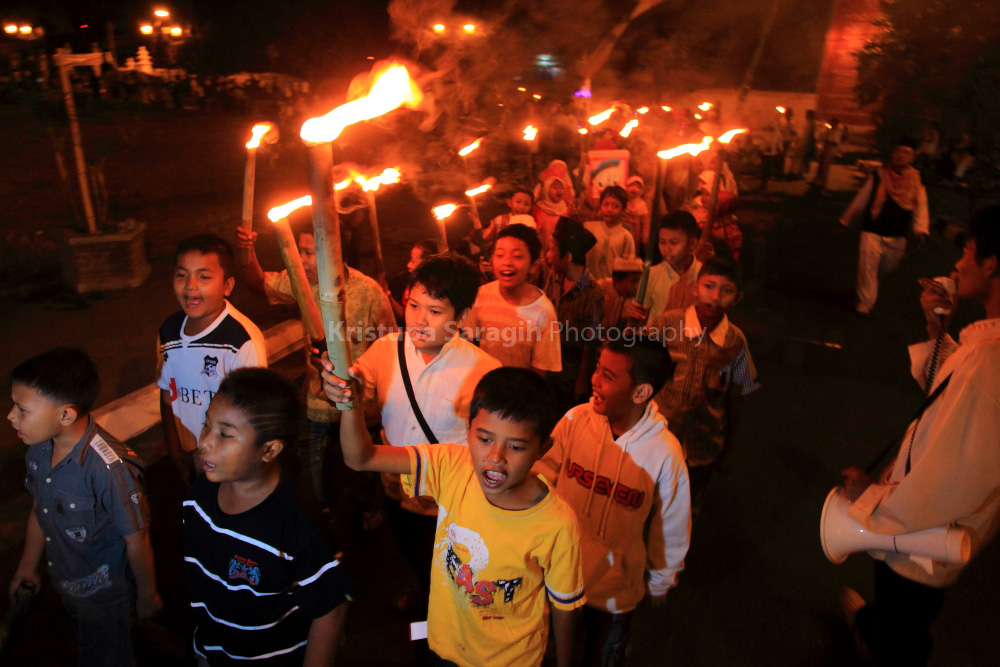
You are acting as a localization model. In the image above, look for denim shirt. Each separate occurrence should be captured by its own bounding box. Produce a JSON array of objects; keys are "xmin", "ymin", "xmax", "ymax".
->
[{"xmin": 24, "ymin": 417, "xmax": 148, "ymax": 603}]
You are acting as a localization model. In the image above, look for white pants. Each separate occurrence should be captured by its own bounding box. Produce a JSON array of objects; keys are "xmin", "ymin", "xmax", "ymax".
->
[{"xmin": 856, "ymin": 232, "xmax": 907, "ymax": 312}]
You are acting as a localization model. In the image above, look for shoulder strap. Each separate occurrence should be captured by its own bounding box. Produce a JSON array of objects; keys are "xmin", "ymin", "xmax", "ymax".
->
[
  {"xmin": 397, "ymin": 334, "xmax": 439, "ymax": 444},
  {"xmin": 864, "ymin": 373, "xmax": 952, "ymax": 475}
]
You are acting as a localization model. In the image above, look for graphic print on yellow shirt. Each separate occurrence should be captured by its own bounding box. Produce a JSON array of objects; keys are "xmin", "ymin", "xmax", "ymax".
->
[{"xmin": 405, "ymin": 443, "xmax": 586, "ymax": 667}]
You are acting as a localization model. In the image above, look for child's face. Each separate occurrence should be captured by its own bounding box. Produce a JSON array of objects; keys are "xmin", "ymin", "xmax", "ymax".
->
[
  {"xmin": 492, "ymin": 236, "xmax": 533, "ymax": 290},
  {"xmin": 548, "ymin": 180, "xmax": 565, "ymax": 202},
  {"xmin": 600, "ymin": 197, "xmax": 623, "ymax": 225},
  {"xmin": 467, "ymin": 409, "xmax": 546, "ymax": 510},
  {"xmin": 406, "ymin": 246, "xmax": 425, "ymax": 274},
  {"xmin": 693, "ymin": 272, "xmax": 740, "ymax": 321},
  {"xmin": 659, "ymin": 228, "xmax": 696, "ymax": 271},
  {"xmin": 508, "ymin": 193, "xmax": 533, "ymax": 215},
  {"xmin": 405, "ymin": 282, "xmax": 461, "ymax": 354},
  {"xmin": 612, "ymin": 273, "xmax": 641, "ymax": 299},
  {"xmin": 544, "ymin": 240, "xmax": 567, "ymax": 273},
  {"xmin": 591, "ymin": 348, "xmax": 638, "ymax": 417},
  {"xmin": 198, "ymin": 393, "xmax": 275, "ymax": 482},
  {"xmin": 298, "ymin": 233, "xmax": 318, "ymax": 285},
  {"xmin": 626, "ymin": 182, "xmax": 643, "ymax": 199},
  {"xmin": 7, "ymin": 383, "xmax": 66, "ymax": 446},
  {"xmin": 173, "ymin": 251, "xmax": 234, "ymax": 325}
]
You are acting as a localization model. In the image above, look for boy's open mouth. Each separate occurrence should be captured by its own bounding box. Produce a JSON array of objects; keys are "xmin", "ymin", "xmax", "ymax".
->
[
  {"xmin": 498, "ymin": 270, "xmax": 517, "ymax": 279},
  {"xmin": 482, "ymin": 469, "xmax": 506, "ymax": 488}
]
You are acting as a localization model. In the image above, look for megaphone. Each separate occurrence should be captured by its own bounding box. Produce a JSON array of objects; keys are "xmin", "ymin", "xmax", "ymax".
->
[{"xmin": 820, "ymin": 488, "xmax": 971, "ymax": 568}]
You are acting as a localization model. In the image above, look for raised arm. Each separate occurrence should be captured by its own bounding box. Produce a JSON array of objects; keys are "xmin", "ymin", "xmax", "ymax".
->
[{"xmin": 235, "ymin": 227, "xmax": 266, "ymax": 294}]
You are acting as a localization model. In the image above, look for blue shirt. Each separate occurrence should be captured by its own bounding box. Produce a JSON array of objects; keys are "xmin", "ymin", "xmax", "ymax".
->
[{"xmin": 24, "ymin": 417, "xmax": 148, "ymax": 603}]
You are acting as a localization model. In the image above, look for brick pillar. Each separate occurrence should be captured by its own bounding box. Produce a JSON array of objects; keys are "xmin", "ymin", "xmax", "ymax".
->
[{"xmin": 815, "ymin": 0, "xmax": 884, "ymax": 128}]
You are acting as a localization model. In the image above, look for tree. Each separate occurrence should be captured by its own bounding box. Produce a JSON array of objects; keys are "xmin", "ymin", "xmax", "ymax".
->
[{"xmin": 854, "ymin": 0, "xmax": 1000, "ymax": 183}]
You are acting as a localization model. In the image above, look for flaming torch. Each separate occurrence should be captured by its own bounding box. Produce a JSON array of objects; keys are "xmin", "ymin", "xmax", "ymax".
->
[
  {"xmin": 702, "ymin": 129, "xmax": 747, "ymax": 252},
  {"xmin": 636, "ymin": 137, "xmax": 717, "ymax": 305},
  {"xmin": 355, "ymin": 167, "xmax": 400, "ymax": 288},
  {"xmin": 240, "ymin": 123, "xmax": 273, "ymax": 265},
  {"xmin": 266, "ymin": 196, "xmax": 325, "ymax": 347},
  {"xmin": 620, "ymin": 119, "xmax": 639, "ymax": 138},
  {"xmin": 588, "ymin": 107, "xmax": 615, "ymax": 126},
  {"xmin": 300, "ymin": 62, "xmax": 422, "ymax": 407},
  {"xmin": 433, "ymin": 204, "xmax": 457, "ymax": 252},
  {"xmin": 523, "ymin": 124, "xmax": 538, "ymax": 175}
]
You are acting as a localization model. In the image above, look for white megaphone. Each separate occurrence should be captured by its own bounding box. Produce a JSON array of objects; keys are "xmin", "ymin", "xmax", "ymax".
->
[{"xmin": 820, "ymin": 488, "xmax": 971, "ymax": 572}]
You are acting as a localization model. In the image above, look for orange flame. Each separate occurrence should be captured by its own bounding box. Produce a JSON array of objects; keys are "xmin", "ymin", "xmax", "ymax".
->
[
  {"xmin": 619, "ymin": 119, "xmax": 639, "ymax": 138},
  {"xmin": 717, "ymin": 128, "xmax": 747, "ymax": 144},
  {"xmin": 459, "ymin": 138, "xmax": 482, "ymax": 156},
  {"xmin": 657, "ymin": 136, "xmax": 713, "ymax": 160},
  {"xmin": 636, "ymin": 107, "xmax": 649, "ymax": 114},
  {"xmin": 465, "ymin": 183, "xmax": 492, "ymax": 197},
  {"xmin": 356, "ymin": 167, "xmax": 401, "ymax": 192},
  {"xmin": 578, "ymin": 128, "xmax": 588, "ymax": 135},
  {"xmin": 588, "ymin": 108, "xmax": 615, "ymax": 125},
  {"xmin": 776, "ymin": 106, "xmax": 786, "ymax": 114},
  {"xmin": 661, "ymin": 105, "xmax": 672, "ymax": 112},
  {"xmin": 433, "ymin": 204, "xmax": 458, "ymax": 220},
  {"xmin": 334, "ymin": 179, "xmax": 352, "ymax": 191},
  {"xmin": 300, "ymin": 64, "xmax": 423, "ymax": 145},
  {"xmin": 517, "ymin": 87, "xmax": 527, "ymax": 92},
  {"xmin": 267, "ymin": 195, "xmax": 313, "ymax": 222},
  {"xmin": 523, "ymin": 125, "xmax": 538, "ymax": 141},
  {"xmin": 698, "ymin": 102, "xmax": 713, "ymax": 111},
  {"xmin": 246, "ymin": 123, "xmax": 273, "ymax": 149}
]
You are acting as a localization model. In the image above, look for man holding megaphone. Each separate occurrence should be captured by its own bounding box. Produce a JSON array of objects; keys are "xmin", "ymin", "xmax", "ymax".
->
[{"xmin": 836, "ymin": 205, "xmax": 1000, "ymax": 666}]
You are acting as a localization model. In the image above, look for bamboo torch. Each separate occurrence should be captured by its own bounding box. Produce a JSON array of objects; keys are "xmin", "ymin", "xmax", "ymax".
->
[
  {"xmin": 432, "ymin": 204, "xmax": 457, "ymax": 252},
  {"xmin": 523, "ymin": 124, "xmax": 538, "ymax": 177},
  {"xmin": 356, "ymin": 167, "xmax": 400, "ymax": 288},
  {"xmin": 300, "ymin": 62, "xmax": 423, "ymax": 406},
  {"xmin": 266, "ymin": 195, "xmax": 325, "ymax": 345},
  {"xmin": 636, "ymin": 136, "xmax": 714, "ymax": 304},
  {"xmin": 459, "ymin": 139, "xmax": 484, "ymax": 246},
  {"xmin": 702, "ymin": 129, "xmax": 747, "ymax": 254},
  {"xmin": 241, "ymin": 123, "xmax": 273, "ymax": 266}
]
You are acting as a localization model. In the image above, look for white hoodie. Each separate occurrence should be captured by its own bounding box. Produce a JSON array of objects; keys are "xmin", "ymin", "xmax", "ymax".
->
[{"xmin": 537, "ymin": 401, "xmax": 691, "ymax": 613}]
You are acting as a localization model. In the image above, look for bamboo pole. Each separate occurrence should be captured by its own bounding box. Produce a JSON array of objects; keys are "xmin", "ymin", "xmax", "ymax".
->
[
  {"xmin": 307, "ymin": 143, "xmax": 354, "ymax": 410},
  {"xmin": 240, "ymin": 146, "xmax": 258, "ymax": 266},
  {"xmin": 365, "ymin": 190, "xmax": 386, "ymax": 287},
  {"xmin": 271, "ymin": 216, "xmax": 325, "ymax": 342},
  {"xmin": 636, "ymin": 157, "xmax": 666, "ymax": 305},
  {"xmin": 56, "ymin": 53, "xmax": 98, "ymax": 234}
]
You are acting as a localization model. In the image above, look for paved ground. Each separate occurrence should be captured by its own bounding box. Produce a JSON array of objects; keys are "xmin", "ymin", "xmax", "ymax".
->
[{"xmin": 2, "ymin": 155, "xmax": 999, "ymax": 666}]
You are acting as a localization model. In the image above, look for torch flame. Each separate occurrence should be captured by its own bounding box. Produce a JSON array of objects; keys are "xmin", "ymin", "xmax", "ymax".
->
[
  {"xmin": 334, "ymin": 179, "xmax": 352, "ymax": 191},
  {"xmin": 300, "ymin": 64, "xmax": 423, "ymax": 145},
  {"xmin": 433, "ymin": 204, "xmax": 458, "ymax": 220},
  {"xmin": 267, "ymin": 195, "xmax": 313, "ymax": 222},
  {"xmin": 717, "ymin": 128, "xmax": 747, "ymax": 144},
  {"xmin": 698, "ymin": 102, "xmax": 713, "ymax": 111},
  {"xmin": 465, "ymin": 183, "xmax": 492, "ymax": 197},
  {"xmin": 619, "ymin": 119, "xmax": 639, "ymax": 138},
  {"xmin": 588, "ymin": 108, "xmax": 615, "ymax": 125},
  {"xmin": 245, "ymin": 123, "xmax": 273, "ymax": 149},
  {"xmin": 578, "ymin": 128, "xmax": 588, "ymax": 135},
  {"xmin": 661, "ymin": 105, "xmax": 672, "ymax": 112},
  {"xmin": 459, "ymin": 138, "xmax": 482, "ymax": 157},
  {"xmin": 657, "ymin": 136, "xmax": 714, "ymax": 160},
  {"xmin": 523, "ymin": 125, "xmax": 538, "ymax": 141},
  {"xmin": 776, "ymin": 106, "xmax": 786, "ymax": 114},
  {"xmin": 355, "ymin": 167, "xmax": 401, "ymax": 192},
  {"xmin": 637, "ymin": 107, "xmax": 649, "ymax": 114}
]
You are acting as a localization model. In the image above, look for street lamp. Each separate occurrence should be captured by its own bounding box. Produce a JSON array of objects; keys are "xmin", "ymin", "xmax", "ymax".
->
[
  {"xmin": 169, "ymin": 27, "xmax": 181, "ymax": 36},
  {"xmin": 432, "ymin": 23, "xmax": 445, "ymax": 33},
  {"xmin": 463, "ymin": 24, "xmax": 475, "ymax": 33},
  {"xmin": 19, "ymin": 25, "xmax": 32, "ymax": 34},
  {"xmin": 3, "ymin": 25, "xmax": 16, "ymax": 34},
  {"xmin": 154, "ymin": 9, "xmax": 169, "ymax": 17},
  {"xmin": 140, "ymin": 24, "xmax": 153, "ymax": 34}
]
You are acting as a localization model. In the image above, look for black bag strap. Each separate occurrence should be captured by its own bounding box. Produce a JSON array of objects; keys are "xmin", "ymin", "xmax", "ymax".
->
[
  {"xmin": 864, "ymin": 372, "xmax": 952, "ymax": 475},
  {"xmin": 398, "ymin": 333, "xmax": 438, "ymax": 444}
]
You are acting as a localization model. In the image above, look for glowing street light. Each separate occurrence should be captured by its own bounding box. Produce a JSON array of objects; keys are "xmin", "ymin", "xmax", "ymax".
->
[
  {"xmin": 433, "ymin": 23, "xmax": 445, "ymax": 33},
  {"xmin": 140, "ymin": 24, "xmax": 153, "ymax": 34},
  {"xmin": 154, "ymin": 9, "xmax": 170, "ymax": 17},
  {"xmin": 169, "ymin": 26, "xmax": 182, "ymax": 36},
  {"xmin": 637, "ymin": 107, "xmax": 649, "ymax": 114},
  {"xmin": 19, "ymin": 25, "xmax": 32, "ymax": 34},
  {"xmin": 4, "ymin": 25, "xmax": 17, "ymax": 34},
  {"xmin": 463, "ymin": 24, "xmax": 476, "ymax": 33}
]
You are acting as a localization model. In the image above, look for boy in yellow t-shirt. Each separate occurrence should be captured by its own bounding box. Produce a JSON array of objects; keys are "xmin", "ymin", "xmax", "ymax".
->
[{"xmin": 323, "ymin": 366, "xmax": 586, "ymax": 667}]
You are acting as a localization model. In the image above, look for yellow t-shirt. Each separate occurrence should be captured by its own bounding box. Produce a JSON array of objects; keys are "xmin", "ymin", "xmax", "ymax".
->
[{"xmin": 404, "ymin": 443, "xmax": 586, "ymax": 667}]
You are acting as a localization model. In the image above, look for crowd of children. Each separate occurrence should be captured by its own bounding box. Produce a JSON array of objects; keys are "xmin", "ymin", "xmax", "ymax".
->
[{"xmin": 6, "ymin": 144, "xmax": 763, "ymax": 665}]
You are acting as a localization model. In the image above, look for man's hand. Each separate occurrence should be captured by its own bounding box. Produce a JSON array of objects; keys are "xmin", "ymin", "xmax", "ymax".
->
[
  {"xmin": 840, "ymin": 466, "xmax": 872, "ymax": 503},
  {"xmin": 9, "ymin": 569, "xmax": 39, "ymax": 601},
  {"xmin": 319, "ymin": 352, "xmax": 363, "ymax": 404},
  {"xmin": 235, "ymin": 227, "xmax": 258, "ymax": 249},
  {"xmin": 918, "ymin": 276, "xmax": 956, "ymax": 339},
  {"xmin": 646, "ymin": 592, "xmax": 667, "ymax": 607},
  {"xmin": 136, "ymin": 590, "xmax": 163, "ymax": 622}
]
